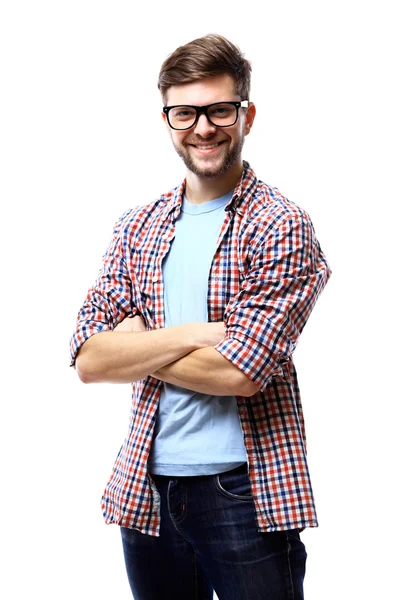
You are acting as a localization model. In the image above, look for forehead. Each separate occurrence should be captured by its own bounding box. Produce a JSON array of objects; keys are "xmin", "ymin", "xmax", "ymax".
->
[{"xmin": 165, "ymin": 74, "xmax": 238, "ymax": 106}]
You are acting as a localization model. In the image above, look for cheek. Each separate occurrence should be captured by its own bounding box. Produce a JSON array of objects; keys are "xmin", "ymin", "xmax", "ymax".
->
[
  {"xmin": 228, "ymin": 123, "xmax": 242, "ymax": 139},
  {"xmin": 172, "ymin": 131, "xmax": 187, "ymax": 146}
]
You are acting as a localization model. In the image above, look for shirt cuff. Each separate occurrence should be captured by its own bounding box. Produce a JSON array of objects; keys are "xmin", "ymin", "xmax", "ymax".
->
[
  {"xmin": 69, "ymin": 321, "xmax": 112, "ymax": 367},
  {"xmin": 214, "ymin": 336, "xmax": 286, "ymax": 391}
]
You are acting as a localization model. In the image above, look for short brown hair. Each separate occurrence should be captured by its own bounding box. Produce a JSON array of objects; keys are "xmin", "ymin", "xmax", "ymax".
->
[{"xmin": 158, "ymin": 34, "xmax": 252, "ymax": 104}]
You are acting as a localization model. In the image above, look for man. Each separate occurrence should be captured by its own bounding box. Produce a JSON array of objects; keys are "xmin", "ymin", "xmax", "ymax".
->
[{"xmin": 71, "ymin": 34, "xmax": 331, "ymax": 600}]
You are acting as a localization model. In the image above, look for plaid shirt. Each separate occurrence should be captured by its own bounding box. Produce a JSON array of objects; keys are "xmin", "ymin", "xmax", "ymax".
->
[{"xmin": 70, "ymin": 161, "xmax": 331, "ymax": 535}]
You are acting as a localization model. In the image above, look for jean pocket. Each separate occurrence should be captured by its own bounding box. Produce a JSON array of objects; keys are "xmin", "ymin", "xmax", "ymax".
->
[{"xmin": 215, "ymin": 469, "xmax": 253, "ymax": 502}]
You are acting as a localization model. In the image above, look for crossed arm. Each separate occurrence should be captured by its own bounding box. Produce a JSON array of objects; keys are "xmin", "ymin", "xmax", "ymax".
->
[
  {"xmin": 73, "ymin": 210, "xmax": 329, "ymax": 399},
  {"xmin": 75, "ymin": 316, "xmax": 260, "ymax": 397},
  {"xmin": 152, "ymin": 346, "xmax": 259, "ymax": 396}
]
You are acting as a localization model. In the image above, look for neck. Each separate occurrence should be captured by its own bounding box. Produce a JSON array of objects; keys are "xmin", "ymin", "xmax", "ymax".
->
[{"xmin": 184, "ymin": 159, "xmax": 243, "ymax": 205}]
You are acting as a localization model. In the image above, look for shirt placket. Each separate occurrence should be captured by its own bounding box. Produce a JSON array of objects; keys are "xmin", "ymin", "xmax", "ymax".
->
[
  {"xmin": 151, "ymin": 216, "xmax": 177, "ymax": 329},
  {"xmin": 207, "ymin": 206, "xmax": 252, "ymax": 474},
  {"xmin": 207, "ymin": 208, "xmax": 234, "ymax": 322}
]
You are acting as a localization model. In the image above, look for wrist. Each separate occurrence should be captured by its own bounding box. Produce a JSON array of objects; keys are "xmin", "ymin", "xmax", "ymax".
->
[{"xmin": 179, "ymin": 323, "xmax": 206, "ymax": 351}]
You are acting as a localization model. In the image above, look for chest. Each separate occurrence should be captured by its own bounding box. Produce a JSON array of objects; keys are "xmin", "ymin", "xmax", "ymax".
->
[{"xmin": 125, "ymin": 210, "xmax": 250, "ymax": 327}]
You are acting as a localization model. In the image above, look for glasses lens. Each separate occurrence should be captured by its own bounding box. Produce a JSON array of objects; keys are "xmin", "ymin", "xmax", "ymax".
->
[
  {"xmin": 207, "ymin": 103, "xmax": 237, "ymax": 127},
  {"xmin": 168, "ymin": 106, "xmax": 197, "ymax": 130}
]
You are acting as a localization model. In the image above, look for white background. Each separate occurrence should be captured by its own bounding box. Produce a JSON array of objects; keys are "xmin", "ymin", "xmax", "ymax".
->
[{"xmin": 1, "ymin": 1, "xmax": 402, "ymax": 598}]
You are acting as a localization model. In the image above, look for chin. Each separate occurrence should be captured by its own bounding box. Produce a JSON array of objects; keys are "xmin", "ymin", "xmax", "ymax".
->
[
  {"xmin": 193, "ymin": 162, "xmax": 227, "ymax": 178},
  {"xmin": 186, "ymin": 152, "xmax": 240, "ymax": 179}
]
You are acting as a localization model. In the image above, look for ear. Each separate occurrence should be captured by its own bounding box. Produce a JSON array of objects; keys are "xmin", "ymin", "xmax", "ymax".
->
[
  {"xmin": 244, "ymin": 102, "xmax": 256, "ymax": 136},
  {"xmin": 162, "ymin": 111, "xmax": 172, "ymax": 134}
]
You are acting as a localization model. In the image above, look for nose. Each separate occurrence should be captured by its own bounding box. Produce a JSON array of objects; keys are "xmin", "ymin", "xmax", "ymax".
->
[{"xmin": 193, "ymin": 113, "xmax": 217, "ymax": 137}]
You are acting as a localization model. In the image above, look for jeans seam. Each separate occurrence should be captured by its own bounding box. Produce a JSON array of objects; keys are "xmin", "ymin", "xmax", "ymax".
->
[
  {"xmin": 193, "ymin": 550, "xmax": 198, "ymax": 600},
  {"xmin": 167, "ymin": 479, "xmax": 188, "ymax": 525},
  {"xmin": 285, "ymin": 532, "xmax": 295, "ymax": 600}
]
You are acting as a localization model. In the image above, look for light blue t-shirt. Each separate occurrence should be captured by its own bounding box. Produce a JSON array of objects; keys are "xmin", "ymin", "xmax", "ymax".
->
[{"xmin": 147, "ymin": 190, "xmax": 247, "ymax": 476}]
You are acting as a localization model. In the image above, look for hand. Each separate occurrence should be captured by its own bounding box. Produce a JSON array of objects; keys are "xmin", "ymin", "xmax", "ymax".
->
[
  {"xmin": 190, "ymin": 321, "xmax": 226, "ymax": 348},
  {"xmin": 114, "ymin": 315, "xmax": 147, "ymax": 333}
]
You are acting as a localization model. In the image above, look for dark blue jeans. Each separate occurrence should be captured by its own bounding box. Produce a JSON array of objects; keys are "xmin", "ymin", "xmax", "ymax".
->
[{"xmin": 120, "ymin": 464, "xmax": 307, "ymax": 599}]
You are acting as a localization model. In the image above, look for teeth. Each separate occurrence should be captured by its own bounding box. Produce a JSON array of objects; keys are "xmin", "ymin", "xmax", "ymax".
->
[{"xmin": 195, "ymin": 143, "xmax": 219, "ymax": 149}]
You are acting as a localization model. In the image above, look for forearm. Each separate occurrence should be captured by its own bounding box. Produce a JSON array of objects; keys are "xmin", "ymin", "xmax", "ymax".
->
[
  {"xmin": 75, "ymin": 325, "xmax": 202, "ymax": 384},
  {"xmin": 152, "ymin": 347, "xmax": 260, "ymax": 397}
]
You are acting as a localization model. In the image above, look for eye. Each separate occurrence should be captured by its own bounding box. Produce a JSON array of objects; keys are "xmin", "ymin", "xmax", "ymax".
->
[
  {"xmin": 208, "ymin": 104, "xmax": 236, "ymax": 121},
  {"xmin": 210, "ymin": 106, "xmax": 231, "ymax": 117},
  {"xmin": 170, "ymin": 107, "xmax": 196, "ymax": 121}
]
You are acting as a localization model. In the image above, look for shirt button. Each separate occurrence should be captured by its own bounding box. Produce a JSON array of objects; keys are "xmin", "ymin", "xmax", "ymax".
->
[
  {"xmin": 161, "ymin": 233, "xmax": 170, "ymax": 240},
  {"xmin": 152, "ymin": 276, "xmax": 159, "ymax": 283},
  {"xmin": 155, "ymin": 323, "xmax": 160, "ymax": 329}
]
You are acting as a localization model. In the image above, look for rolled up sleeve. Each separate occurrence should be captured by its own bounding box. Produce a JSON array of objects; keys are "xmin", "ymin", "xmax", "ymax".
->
[
  {"xmin": 215, "ymin": 211, "xmax": 331, "ymax": 390},
  {"xmin": 70, "ymin": 212, "xmax": 136, "ymax": 366}
]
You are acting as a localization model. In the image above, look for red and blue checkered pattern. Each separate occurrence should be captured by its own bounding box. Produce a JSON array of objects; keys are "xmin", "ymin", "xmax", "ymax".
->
[{"xmin": 70, "ymin": 162, "xmax": 331, "ymax": 535}]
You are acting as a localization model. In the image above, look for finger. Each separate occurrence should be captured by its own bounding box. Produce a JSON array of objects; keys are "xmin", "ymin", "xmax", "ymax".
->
[
  {"xmin": 114, "ymin": 316, "xmax": 136, "ymax": 332},
  {"xmin": 131, "ymin": 316, "xmax": 147, "ymax": 332}
]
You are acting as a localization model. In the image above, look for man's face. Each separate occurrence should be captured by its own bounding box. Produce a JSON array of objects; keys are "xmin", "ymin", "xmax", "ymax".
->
[{"xmin": 163, "ymin": 74, "xmax": 255, "ymax": 179}]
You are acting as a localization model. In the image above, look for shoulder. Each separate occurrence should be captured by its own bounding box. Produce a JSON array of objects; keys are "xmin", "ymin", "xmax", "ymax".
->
[
  {"xmin": 247, "ymin": 181, "xmax": 312, "ymax": 231},
  {"xmin": 238, "ymin": 179, "xmax": 317, "ymax": 255},
  {"xmin": 112, "ymin": 182, "xmax": 183, "ymax": 239},
  {"xmin": 238, "ymin": 163, "xmax": 312, "ymax": 233}
]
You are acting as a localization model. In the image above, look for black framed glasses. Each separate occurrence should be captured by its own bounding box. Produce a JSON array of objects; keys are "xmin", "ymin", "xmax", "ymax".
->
[{"xmin": 163, "ymin": 101, "xmax": 249, "ymax": 131}]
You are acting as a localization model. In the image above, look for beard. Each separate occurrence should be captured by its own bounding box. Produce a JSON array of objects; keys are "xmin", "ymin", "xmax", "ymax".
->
[{"xmin": 171, "ymin": 131, "xmax": 246, "ymax": 179}]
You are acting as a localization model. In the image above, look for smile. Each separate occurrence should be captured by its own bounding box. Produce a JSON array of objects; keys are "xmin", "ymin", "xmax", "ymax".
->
[
  {"xmin": 195, "ymin": 143, "xmax": 220, "ymax": 149},
  {"xmin": 190, "ymin": 141, "xmax": 225, "ymax": 152}
]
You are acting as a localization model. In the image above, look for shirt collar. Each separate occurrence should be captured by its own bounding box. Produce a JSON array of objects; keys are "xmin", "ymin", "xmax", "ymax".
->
[
  {"xmin": 227, "ymin": 160, "xmax": 258, "ymax": 215},
  {"xmin": 161, "ymin": 160, "xmax": 258, "ymax": 220}
]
